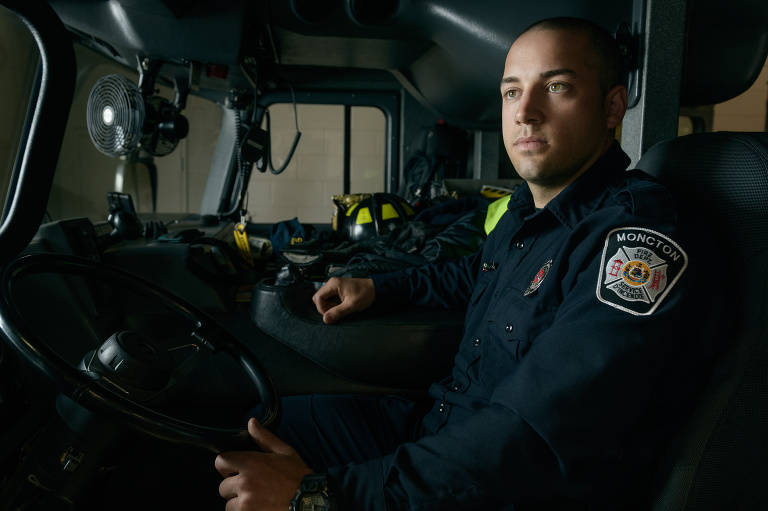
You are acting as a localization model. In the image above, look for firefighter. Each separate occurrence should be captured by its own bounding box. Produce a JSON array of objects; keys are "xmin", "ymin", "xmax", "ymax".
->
[{"xmin": 216, "ymin": 17, "xmax": 724, "ymax": 511}]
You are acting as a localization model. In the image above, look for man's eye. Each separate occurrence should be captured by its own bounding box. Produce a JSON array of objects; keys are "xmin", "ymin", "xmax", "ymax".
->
[
  {"xmin": 549, "ymin": 83, "xmax": 566, "ymax": 92},
  {"xmin": 505, "ymin": 90, "xmax": 518, "ymax": 99}
]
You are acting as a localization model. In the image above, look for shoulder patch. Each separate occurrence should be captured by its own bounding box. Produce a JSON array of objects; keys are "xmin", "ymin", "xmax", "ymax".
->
[{"xmin": 596, "ymin": 227, "xmax": 688, "ymax": 315}]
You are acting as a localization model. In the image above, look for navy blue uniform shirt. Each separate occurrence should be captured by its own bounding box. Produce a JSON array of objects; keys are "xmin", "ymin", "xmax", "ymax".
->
[{"xmin": 328, "ymin": 142, "xmax": 724, "ymax": 510}]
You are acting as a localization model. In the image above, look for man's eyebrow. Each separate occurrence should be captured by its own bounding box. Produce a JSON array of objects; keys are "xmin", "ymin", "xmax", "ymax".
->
[
  {"xmin": 500, "ymin": 76, "xmax": 519, "ymax": 86},
  {"xmin": 500, "ymin": 68, "xmax": 577, "ymax": 87},
  {"xmin": 541, "ymin": 68, "xmax": 576, "ymax": 79}
]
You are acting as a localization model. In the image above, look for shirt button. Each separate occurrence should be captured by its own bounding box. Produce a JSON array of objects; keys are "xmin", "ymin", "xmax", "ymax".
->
[
  {"xmin": 438, "ymin": 403, "xmax": 446, "ymax": 413},
  {"xmin": 505, "ymin": 323, "xmax": 514, "ymax": 333},
  {"xmin": 473, "ymin": 338, "xmax": 481, "ymax": 347},
  {"xmin": 453, "ymin": 382, "xmax": 463, "ymax": 390},
  {"xmin": 516, "ymin": 241, "xmax": 525, "ymax": 249}
]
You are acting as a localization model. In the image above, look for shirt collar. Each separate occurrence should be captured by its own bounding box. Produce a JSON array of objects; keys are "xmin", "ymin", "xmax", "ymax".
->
[{"xmin": 508, "ymin": 141, "xmax": 631, "ymax": 229}]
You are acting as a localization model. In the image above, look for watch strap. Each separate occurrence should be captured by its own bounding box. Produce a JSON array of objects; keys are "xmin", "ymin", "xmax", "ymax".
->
[{"xmin": 290, "ymin": 473, "xmax": 337, "ymax": 511}]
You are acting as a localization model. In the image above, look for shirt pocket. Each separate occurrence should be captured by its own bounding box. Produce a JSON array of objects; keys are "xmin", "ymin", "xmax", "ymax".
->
[
  {"xmin": 480, "ymin": 291, "xmax": 558, "ymax": 387},
  {"xmin": 468, "ymin": 268, "xmax": 497, "ymax": 308}
]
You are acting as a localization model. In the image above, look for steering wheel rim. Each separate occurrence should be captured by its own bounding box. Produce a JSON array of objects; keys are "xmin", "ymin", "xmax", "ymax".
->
[{"xmin": 0, "ymin": 252, "xmax": 280, "ymax": 453}]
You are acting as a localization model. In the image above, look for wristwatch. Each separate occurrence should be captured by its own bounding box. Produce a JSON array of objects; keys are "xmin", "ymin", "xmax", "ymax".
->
[{"xmin": 290, "ymin": 473, "xmax": 337, "ymax": 511}]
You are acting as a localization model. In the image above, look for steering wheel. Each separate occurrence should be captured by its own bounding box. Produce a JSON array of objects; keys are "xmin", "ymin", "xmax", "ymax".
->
[{"xmin": 0, "ymin": 253, "xmax": 279, "ymax": 453}]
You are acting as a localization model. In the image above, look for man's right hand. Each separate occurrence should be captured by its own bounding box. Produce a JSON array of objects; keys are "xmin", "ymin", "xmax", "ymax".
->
[{"xmin": 312, "ymin": 277, "xmax": 375, "ymax": 324}]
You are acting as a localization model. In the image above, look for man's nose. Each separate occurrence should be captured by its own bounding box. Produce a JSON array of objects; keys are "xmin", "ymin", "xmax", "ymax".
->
[{"xmin": 515, "ymin": 91, "xmax": 543, "ymax": 125}]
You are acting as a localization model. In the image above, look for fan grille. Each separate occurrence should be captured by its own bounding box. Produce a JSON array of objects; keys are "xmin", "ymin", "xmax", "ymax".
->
[{"xmin": 86, "ymin": 74, "xmax": 145, "ymax": 157}]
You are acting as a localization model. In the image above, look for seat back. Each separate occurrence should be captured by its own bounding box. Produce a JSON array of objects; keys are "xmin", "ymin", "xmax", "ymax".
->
[{"xmin": 637, "ymin": 132, "xmax": 768, "ymax": 509}]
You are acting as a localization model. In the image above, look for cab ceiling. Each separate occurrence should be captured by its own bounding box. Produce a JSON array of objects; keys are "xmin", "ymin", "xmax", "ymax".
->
[{"xmin": 46, "ymin": 0, "xmax": 768, "ymax": 128}]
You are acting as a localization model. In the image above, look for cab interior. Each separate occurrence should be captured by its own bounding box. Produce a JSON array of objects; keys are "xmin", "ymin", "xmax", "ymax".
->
[{"xmin": 0, "ymin": 0, "xmax": 767, "ymax": 509}]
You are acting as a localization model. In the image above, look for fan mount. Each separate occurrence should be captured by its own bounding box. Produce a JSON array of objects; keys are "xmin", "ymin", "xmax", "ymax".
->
[{"xmin": 141, "ymin": 95, "xmax": 189, "ymax": 157}]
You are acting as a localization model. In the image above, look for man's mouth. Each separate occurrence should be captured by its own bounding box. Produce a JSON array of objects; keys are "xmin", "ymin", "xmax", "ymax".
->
[{"xmin": 514, "ymin": 136, "xmax": 548, "ymax": 151}]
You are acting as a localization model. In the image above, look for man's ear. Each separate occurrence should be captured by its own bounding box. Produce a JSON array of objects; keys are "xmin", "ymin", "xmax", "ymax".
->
[{"xmin": 604, "ymin": 84, "xmax": 628, "ymax": 130}]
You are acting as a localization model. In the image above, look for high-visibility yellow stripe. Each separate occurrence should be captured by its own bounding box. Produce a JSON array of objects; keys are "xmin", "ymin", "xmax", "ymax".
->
[
  {"xmin": 356, "ymin": 207, "xmax": 373, "ymax": 224},
  {"xmin": 485, "ymin": 195, "xmax": 511, "ymax": 234},
  {"xmin": 381, "ymin": 203, "xmax": 398, "ymax": 220}
]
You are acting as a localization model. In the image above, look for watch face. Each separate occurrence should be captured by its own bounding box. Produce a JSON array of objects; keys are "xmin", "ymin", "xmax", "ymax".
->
[{"xmin": 299, "ymin": 494, "xmax": 328, "ymax": 510}]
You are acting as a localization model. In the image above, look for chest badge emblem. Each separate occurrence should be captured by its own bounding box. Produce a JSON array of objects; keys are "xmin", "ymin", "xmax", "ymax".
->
[
  {"xmin": 524, "ymin": 259, "xmax": 552, "ymax": 296},
  {"xmin": 597, "ymin": 227, "xmax": 688, "ymax": 315}
]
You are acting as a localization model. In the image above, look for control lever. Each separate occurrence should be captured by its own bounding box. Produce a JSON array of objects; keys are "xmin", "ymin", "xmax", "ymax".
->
[
  {"xmin": 105, "ymin": 192, "xmax": 143, "ymax": 247},
  {"xmin": 107, "ymin": 210, "xmax": 143, "ymax": 243}
]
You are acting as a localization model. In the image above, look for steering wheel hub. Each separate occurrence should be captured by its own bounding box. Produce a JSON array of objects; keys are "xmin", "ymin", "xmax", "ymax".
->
[{"xmin": 94, "ymin": 331, "xmax": 174, "ymax": 392}]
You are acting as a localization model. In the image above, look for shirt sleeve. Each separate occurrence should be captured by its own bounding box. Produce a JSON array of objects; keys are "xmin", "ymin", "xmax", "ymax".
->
[{"xmin": 370, "ymin": 250, "xmax": 483, "ymax": 310}]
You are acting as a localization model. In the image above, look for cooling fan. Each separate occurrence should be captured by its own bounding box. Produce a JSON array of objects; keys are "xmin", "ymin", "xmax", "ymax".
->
[
  {"xmin": 86, "ymin": 74, "xmax": 188, "ymax": 157},
  {"xmin": 87, "ymin": 74, "xmax": 145, "ymax": 157}
]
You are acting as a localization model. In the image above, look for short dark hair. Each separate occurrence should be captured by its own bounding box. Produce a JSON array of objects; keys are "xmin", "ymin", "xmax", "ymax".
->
[{"xmin": 521, "ymin": 17, "xmax": 624, "ymax": 98}]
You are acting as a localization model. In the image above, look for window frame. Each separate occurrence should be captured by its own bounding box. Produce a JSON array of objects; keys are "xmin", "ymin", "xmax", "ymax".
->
[{"xmin": 255, "ymin": 90, "xmax": 400, "ymax": 194}]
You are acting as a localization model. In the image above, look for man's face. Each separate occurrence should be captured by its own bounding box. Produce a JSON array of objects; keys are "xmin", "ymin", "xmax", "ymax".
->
[{"xmin": 500, "ymin": 29, "xmax": 619, "ymax": 203}]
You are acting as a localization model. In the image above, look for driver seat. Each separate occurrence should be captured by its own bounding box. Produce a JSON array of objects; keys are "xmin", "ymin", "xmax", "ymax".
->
[{"xmin": 637, "ymin": 131, "xmax": 768, "ymax": 509}]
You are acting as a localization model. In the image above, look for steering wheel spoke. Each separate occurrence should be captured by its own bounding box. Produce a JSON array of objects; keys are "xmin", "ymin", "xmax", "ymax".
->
[{"xmin": 162, "ymin": 332, "xmax": 215, "ymax": 387}]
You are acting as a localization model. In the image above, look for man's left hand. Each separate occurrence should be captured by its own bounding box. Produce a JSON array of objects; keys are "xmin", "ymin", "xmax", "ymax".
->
[{"xmin": 216, "ymin": 418, "xmax": 313, "ymax": 511}]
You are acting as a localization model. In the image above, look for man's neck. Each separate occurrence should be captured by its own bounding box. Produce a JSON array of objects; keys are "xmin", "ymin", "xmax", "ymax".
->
[
  {"xmin": 530, "ymin": 186, "xmax": 564, "ymax": 209},
  {"xmin": 528, "ymin": 138, "xmax": 616, "ymax": 208}
]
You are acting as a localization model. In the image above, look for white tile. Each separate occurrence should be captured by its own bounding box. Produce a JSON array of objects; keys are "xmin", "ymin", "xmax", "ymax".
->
[
  {"xmin": 350, "ymin": 130, "xmax": 383, "ymax": 156},
  {"xmin": 351, "ymin": 155, "xmax": 385, "ymax": 181},
  {"xmin": 273, "ymin": 179, "xmax": 326, "ymax": 208},
  {"xmin": 298, "ymin": 206, "xmax": 333, "ymax": 224},
  {"xmin": 297, "ymin": 154, "xmax": 344, "ymax": 180}
]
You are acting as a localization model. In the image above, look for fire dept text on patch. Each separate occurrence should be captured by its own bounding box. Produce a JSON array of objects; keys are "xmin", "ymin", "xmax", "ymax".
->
[{"xmin": 614, "ymin": 231, "xmax": 682, "ymax": 262}]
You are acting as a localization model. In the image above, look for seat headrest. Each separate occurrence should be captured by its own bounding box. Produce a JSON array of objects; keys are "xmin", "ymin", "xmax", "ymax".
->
[
  {"xmin": 637, "ymin": 132, "xmax": 768, "ymax": 265},
  {"xmin": 681, "ymin": 0, "xmax": 768, "ymax": 106}
]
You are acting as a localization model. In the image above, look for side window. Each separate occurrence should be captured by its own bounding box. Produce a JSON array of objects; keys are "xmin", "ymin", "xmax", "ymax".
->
[{"xmin": 246, "ymin": 104, "xmax": 386, "ymax": 224}]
